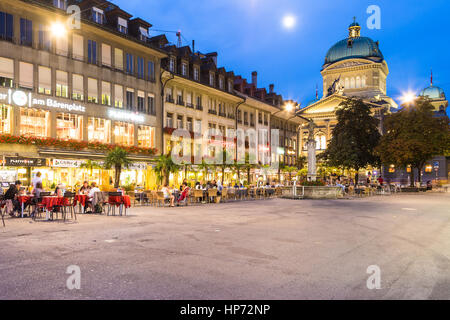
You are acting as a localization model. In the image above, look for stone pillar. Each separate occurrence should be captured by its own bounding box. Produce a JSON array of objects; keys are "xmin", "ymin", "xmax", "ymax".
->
[{"xmin": 307, "ymin": 139, "xmax": 317, "ymax": 181}]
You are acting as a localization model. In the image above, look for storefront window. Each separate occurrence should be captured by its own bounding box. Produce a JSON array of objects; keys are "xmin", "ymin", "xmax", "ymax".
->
[
  {"xmin": 20, "ymin": 108, "xmax": 50, "ymax": 137},
  {"xmin": 56, "ymin": 113, "xmax": 83, "ymax": 140},
  {"xmin": 88, "ymin": 117, "xmax": 111, "ymax": 143},
  {"xmin": 114, "ymin": 122, "xmax": 134, "ymax": 146},
  {"xmin": 0, "ymin": 105, "xmax": 12, "ymax": 134},
  {"xmin": 138, "ymin": 125, "xmax": 155, "ymax": 148}
]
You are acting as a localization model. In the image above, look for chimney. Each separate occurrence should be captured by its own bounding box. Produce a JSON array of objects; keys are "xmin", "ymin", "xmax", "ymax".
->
[
  {"xmin": 269, "ymin": 84, "xmax": 274, "ymax": 94},
  {"xmin": 252, "ymin": 71, "xmax": 258, "ymax": 87},
  {"xmin": 192, "ymin": 40, "xmax": 195, "ymax": 53}
]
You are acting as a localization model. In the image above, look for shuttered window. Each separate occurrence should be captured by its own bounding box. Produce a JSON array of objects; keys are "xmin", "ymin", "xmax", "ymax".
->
[
  {"xmin": 38, "ymin": 66, "xmax": 51, "ymax": 95},
  {"xmin": 72, "ymin": 34, "xmax": 84, "ymax": 60},
  {"xmin": 102, "ymin": 43, "xmax": 111, "ymax": 67},
  {"xmin": 72, "ymin": 74, "xmax": 84, "ymax": 101},
  {"xmin": 19, "ymin": 62, "xmax": 33, "ymax": 89}
]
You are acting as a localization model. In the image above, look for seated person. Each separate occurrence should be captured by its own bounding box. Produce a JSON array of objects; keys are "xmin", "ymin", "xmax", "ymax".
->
[
  {"xmin": 86, "ymin": 182, "xmax": 101, "ymax": 213},
  {"xmin": 177, "ymin": 183, "xmax": 190, "ymax": 205},
  {"xmin": 4, "ymin": 180, "xmax": 22, "ymax": 216},
  {"xmin": 161, "ymin": 184, "xmax": 175, "ymax": 207},
  {"xmin": 79, "ymin": 181, "xmax": 90, "ymax": 195},
  {"xmin": 31, "ymin": 182, "xmax": 44, "ymax": 217}
]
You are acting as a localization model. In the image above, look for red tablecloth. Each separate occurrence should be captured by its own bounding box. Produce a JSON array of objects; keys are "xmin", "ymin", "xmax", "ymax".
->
[
  {"xmin": 73, "ymin": 195, "xmax": 87, "ymax": 207},
  {"xmin": 18, "ymin": 196, "xmax": 33, "ymax": 204},
  {"xmin": 108, "ymin": 195, "xmax": 131, "ymax": 208},
  {"xmin": 41, "ymin": 196, "xmax": 69, "ymax": 210}
]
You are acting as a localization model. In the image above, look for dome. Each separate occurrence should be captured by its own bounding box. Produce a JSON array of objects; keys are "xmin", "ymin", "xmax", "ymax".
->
[
  {"xmin": 324, "ymin": 37, "xmax": 384, "ymax": 65},
  {"xmin": 419, "ymin": 86, "xmax": 446, "ymax": 100}
]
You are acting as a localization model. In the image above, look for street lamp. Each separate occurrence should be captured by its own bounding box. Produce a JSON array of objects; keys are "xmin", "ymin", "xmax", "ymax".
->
[
  {"xmin": 50, "ymin": 22, "xmax": 67, "ymax": 38},
  {"xmin": 400, "ymin": 91, "xmax": 417, "ymax": 107}
]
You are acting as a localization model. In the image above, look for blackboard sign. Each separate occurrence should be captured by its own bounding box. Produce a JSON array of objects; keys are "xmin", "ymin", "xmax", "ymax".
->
[{"xmin": 5, "ymin": 157, "xmax": 46, "ymax": 167}]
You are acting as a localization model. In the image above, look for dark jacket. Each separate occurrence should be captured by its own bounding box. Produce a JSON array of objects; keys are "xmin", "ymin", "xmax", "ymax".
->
[{"xmin": 4, "ymin": 184, "xmax": 18, "ymax": 200}]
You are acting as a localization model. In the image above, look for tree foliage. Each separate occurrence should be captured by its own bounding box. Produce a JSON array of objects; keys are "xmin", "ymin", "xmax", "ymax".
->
[
  {"xmin": 104, "ymin": 148, "xmax": 132, "ymax": 188},
  {"xmin": 322, "ymin": 98, "xmax": 381, "ymax": 181},
  {"xmin": 375, "ymin": 98, "xmax": 450, "ymax": 185},
  {"xmin": 155, "ymin": 154, "xmax": 180, "ymax": 186}
]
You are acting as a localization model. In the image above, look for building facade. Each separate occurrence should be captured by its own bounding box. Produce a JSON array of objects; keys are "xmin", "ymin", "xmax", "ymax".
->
[{"xmin": 0, "ymin": 0, "xmax": 166, "ymax": 188}]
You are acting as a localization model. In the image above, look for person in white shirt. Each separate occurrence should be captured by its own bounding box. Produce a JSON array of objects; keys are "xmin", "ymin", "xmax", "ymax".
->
[
  {"xmin": 32, "ymin": 172, "xmax": 42, "ymax": 190},
  {"xmin": 86, "ymin": 182, "xmax": 101, "ymax": 213}
]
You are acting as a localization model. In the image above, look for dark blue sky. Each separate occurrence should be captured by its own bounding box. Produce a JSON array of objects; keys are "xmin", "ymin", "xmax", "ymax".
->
[{"xmin": 115, "ymin": 0, "xmax": 449, "ymax": 110}]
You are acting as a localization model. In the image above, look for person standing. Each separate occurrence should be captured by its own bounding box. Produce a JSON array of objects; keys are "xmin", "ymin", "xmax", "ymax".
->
[
  {"xmin": 4, "ymin": 180, "xmax": 22, "ymax": 216},
  {"xmin": 32, "ymin": 172, "xmax": 43, "ymax": 190}
]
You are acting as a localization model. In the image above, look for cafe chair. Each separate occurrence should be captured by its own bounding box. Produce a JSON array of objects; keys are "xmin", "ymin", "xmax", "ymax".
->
[
  {"xmin": 126, "ymin": 191, "xmax": 137, "ymax": 207},
  {"xmin": 61, "ymin": 192, "xmax": 76, "ymax": 222},
  {"xmin": 221, "ymin": 188, "xmax": 228, "ymax": 203},
  {"xmin": 207, "ymin": 189, "xmax": 218, "ymax": 203},
  {"xmin": 192, "ymin": 189, "xmax": 204, "ymax": 204},
  {"xmin": 155, "ymin": 191, "xmax": 170, "ymax": 207}
]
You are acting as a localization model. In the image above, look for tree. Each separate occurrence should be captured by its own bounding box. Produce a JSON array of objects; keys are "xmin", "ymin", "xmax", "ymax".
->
[
  {"xmin": 219, "ymin": 151, "xmax": 233, "ymax": 184},
  {"xmin": 80, "ymin": 159, "xmax": 101, "ymax": 179},
  {"xmin": 104, "ymin": 148, "xmax": 131, "ymax": 188},
  {"xmin": 322, "ymin": 98, "xmax": 381, "ymax": 184},
  {"xmin": 155, "ymin": 154, "xmax": 180, "ymax": 186},
  {"xmin": 284, "ymin": 166, "xmax": 297, "ymax": 183},
  {"xmin": 296, "ymin": 155, "xmax": 307, "ymax": 170},
  {"xmin": 376, "ymin": 98, "xmax": 450, "ymax": 186}
]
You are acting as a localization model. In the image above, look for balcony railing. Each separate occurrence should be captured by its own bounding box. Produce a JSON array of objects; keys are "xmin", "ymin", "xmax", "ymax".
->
[
  {"xmin": 208, "ymin": 110, "xmax": 217, "ymax": 115},
  {"xmin": 176, "ymin": 99, "xmax": 185, "ymax": 106},
  {"xmin": 166, "ymin": 96, "xmax": 174, "ymax": 103},
  {"xmin": 186, "ymin": 103, "xmax": 194, "ymax": 109},
  {"xmin": 219, "ymin": 112, "xmax": 227, "ymax": 117},
  {"xmin": 196, "ymin": 105, "xmax": 203, "ymax": 111}
]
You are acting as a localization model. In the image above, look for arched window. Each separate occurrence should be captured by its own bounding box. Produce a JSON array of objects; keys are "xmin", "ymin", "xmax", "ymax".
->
[
  {"xmin": 315, "ymin": 134, "xmax": 327, "ymax": 150},
  {"xmin": 350, "ymin": 77, "xmax": 355, "ymax": 89},
  {"xmin": 356, "ymin": 76, "xmax": 361, "ymax": 88},
  {"xmin": 345, "ymin": 78, "xmax": 349, "ymax": 89},
  {"xmin": 362, "ymin": 76, "xmax": 366, "ymax": 88}
]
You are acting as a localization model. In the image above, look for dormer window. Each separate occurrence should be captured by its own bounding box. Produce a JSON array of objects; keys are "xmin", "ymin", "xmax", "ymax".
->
[
  {"xmin": 193, "ymin": 67, "xmax": 199, "ymax": 81},
  {"xmin": 181, "ymin": 63, "xmax": 187, "ymax": 76},
  {"xmin": 92, "ymin": 7, "xmax": 104, "ymax": 24},
  {"xmin": 228, "ymin": 81, "xmax": 233, "ymax": 93},
  {"xmin": 169, "ymin": 58, "xmax": 175, "ymax": 72},
  {"xmin": 139, "ymin": 27, "xmax": 148, "ymax": 41},
  {"xmin": 219, "ymin": 77, "xmax": 224, "ymax": 90},
  {"xmin": 118, "ymin": 17, "xmax": 128, "ymax": 34},
  {"xmin": 53, "ymin": 0, "xmax": 67, "ymax": 10},
  {"xmin": 209, "ymin": 73, "xmax": 215, "ymax": 87}
]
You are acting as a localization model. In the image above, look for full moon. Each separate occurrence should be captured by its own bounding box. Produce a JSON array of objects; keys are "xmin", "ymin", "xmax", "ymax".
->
[{"xmin": 282, "ymin": 15, "xmax": 296, "ymax": 29}]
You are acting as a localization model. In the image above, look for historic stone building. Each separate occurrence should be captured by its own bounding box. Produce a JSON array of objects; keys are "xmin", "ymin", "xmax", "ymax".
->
[{"xmin": 298, "ymin": 20, "xmax": 398, "ymax": 158}]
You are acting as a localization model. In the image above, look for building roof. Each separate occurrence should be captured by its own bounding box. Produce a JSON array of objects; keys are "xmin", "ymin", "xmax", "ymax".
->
[
  {"xmin": 324, "ymin": 36, "xmax": 384, "ymax": 65},
  {"xmin": 419, "ymin": 85, "xmax": 446, "ymax": 100}
]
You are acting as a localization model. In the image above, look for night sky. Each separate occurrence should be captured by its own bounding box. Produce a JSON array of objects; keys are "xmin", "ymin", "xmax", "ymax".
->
[{"xmin": 114, "ymin": 0, "xmax": 449, "ymax": 113}]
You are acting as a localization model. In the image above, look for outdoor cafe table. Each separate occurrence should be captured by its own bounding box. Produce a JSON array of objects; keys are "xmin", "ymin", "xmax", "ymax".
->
[
  {"xmin": 73, "ymin": 194, "xmax": 87, "ymax": 213},
  {"xmin": 41, "ymin": 196, "xmax": 69, "ymax": 220},
  {"xmin": 18, "ymin": 195, "xmax": 33, "ymax": 218},
  {"xmin": 108, "ymin": 195, "xmax": 131, "ymax": 215}
]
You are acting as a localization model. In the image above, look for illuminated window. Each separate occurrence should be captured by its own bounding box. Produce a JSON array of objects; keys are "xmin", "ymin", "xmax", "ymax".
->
[
  {"xmin": 72, "ymin": 74, "xmax": 84, "ymax": 101},
  {"xmin": 20, "ymin": 108, "xmax": 50, "ymax": 137},
  {"xmin": 0, "ymin": 105, "xmax": 12, "ymax": 134},
  {"xmin": 315, "ymin": 134, "xmax": 327, "ymax": 150},
  {"xmin": 55, "ymin": 33, "xmax": 68, "ymax": 56},
  {"xmin": 0, "ymin": 57, "xmax": 14, "ymax": 88},
  {"xmin": 389, "ymin": 165, "xmax": 395, "ymax": 173},
  {"xmin": 425, "ymin": 165, "xmax": 433, "ymax": 173},
  {"xmin": 56, "ymin": 70, "xmax": 68, "ymax": 98},
  {"xmin": 406, "ymin": 165, "xmax": 411, "ymax": 173},
  {"xmin": 88, "ymin": 78, "xmax": 98, "ymax": 103},
  {"xmin": 114, "ymin": 122, "xmax": 134, "ymax": 146},
  {"xmin": 56, "ymin": 113, "xmax": 83, "ymax": 141},
  {"xmin": 101, "ymin": 81, "xmax": 111, "ymax": 106},
  {"xmin": 38, "ymin": 66, "xmax": 52, "ymax": 95},
  {"xmin": 114, "ymin": 84, "xmax": 123, "ymax": 108},
  {"xmin": 88, "ymin": 117, "xmax": 110, "ymax": 143},
  {"xmin": 138, "ymin": 125, "xmax": 155, "ymax": 148}
]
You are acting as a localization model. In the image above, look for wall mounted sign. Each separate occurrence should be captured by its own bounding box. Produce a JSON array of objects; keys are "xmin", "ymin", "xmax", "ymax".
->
[
  {"xmin": 52, "ymin": 159, "xmax": 85, "ymax": 168},
  {"xmin": 0, "ymin": 89, "xmax": 86, "ymax": 112},
  {"xmin": 5, "ymin": 157, "xmax": 46, "ymax": 167},
  {"xmin": 108, "ymin": 109, "xmax": 145, "ymax": 123}
]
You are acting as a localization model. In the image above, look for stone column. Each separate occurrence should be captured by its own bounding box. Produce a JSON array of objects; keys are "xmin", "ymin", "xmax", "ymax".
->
[{"xmin": 307, "ymin": 139, "xmax": 317, "ymax": 181}]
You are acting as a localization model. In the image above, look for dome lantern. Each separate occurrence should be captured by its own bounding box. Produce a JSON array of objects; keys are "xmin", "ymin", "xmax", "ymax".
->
[{"xmin": 349, "ymin": 17, "xmax": 361, "ymax": 38}]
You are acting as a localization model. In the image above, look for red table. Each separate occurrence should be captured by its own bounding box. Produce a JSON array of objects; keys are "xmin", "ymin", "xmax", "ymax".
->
[
  {"xmin": 109, "ymin": 195, "xmax": 131, "ymax": 208},
  {"xmin": 73, "ymin": 195, "xmax": 87, "ymax": 207},
  {"xmin": 41, "ymin": 196, "xmax": 68, "ymax": 211},
  {"xmin": 18, "ymin": 196, "xmax": 33, "ymax": 218}
]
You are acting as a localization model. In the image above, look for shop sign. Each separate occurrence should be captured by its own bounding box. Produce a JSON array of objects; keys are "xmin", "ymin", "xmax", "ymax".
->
[
  {"xmin": 5, "ymin": 157, "xmax": 46, "ymax": 167},
  {"xmin": 52, "ymin": 159, "xmax": 85, "ymax": 168},
  {"xmin": 108, "ymin": 109, "xmax": 144, "ymax": 123},
  {"xmin": 0, "ymin": 89, "xmax": 86, "ymax": 112},
  {"xmin": 433, "ymin": 161, "xmax": 440, "ymax": 169},
  {"xmin": 128, "ymin": 162, "xmax": 147, "ymax": 170}
]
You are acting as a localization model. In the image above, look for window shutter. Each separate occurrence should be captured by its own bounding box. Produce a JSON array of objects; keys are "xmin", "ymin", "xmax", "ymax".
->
[
  {"xmin": 114, "ymin": 48, "xmax": 123, "ymax": 70},
  {"xmin": 19, "ymin": 62, "xmax": 34, "ymax": 88},
  {"xmin": 0, "ymin": 57, "xmax": 14, "ymax": 79},
  {"xmin": 38, "ymin": 66, "xmax": 52, "ymax": 89},
  {"xmin": 114, "ymin": 84, "xmax": 123, "ymax": 102},
  {"xmin": 88, "ymin": 78, "xmax": 98, "ymax": 97},
  {"xmin": 102, "ymin": 44, "xmax": 111, "ymax": 66},
  {"xmin": 102, "ymin": 81, "xmax": 111, "ymax": 95},
  {"xmin": 56, "ymin": 70, "xmax": 68, "ymax": 85},
  {"xmin": 72, "ymin": 34, "xmax": 84, "ymax": 60},
  {"xmin": 73, "ymin": 74, "xmax": 84, "ymax": 94}
]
